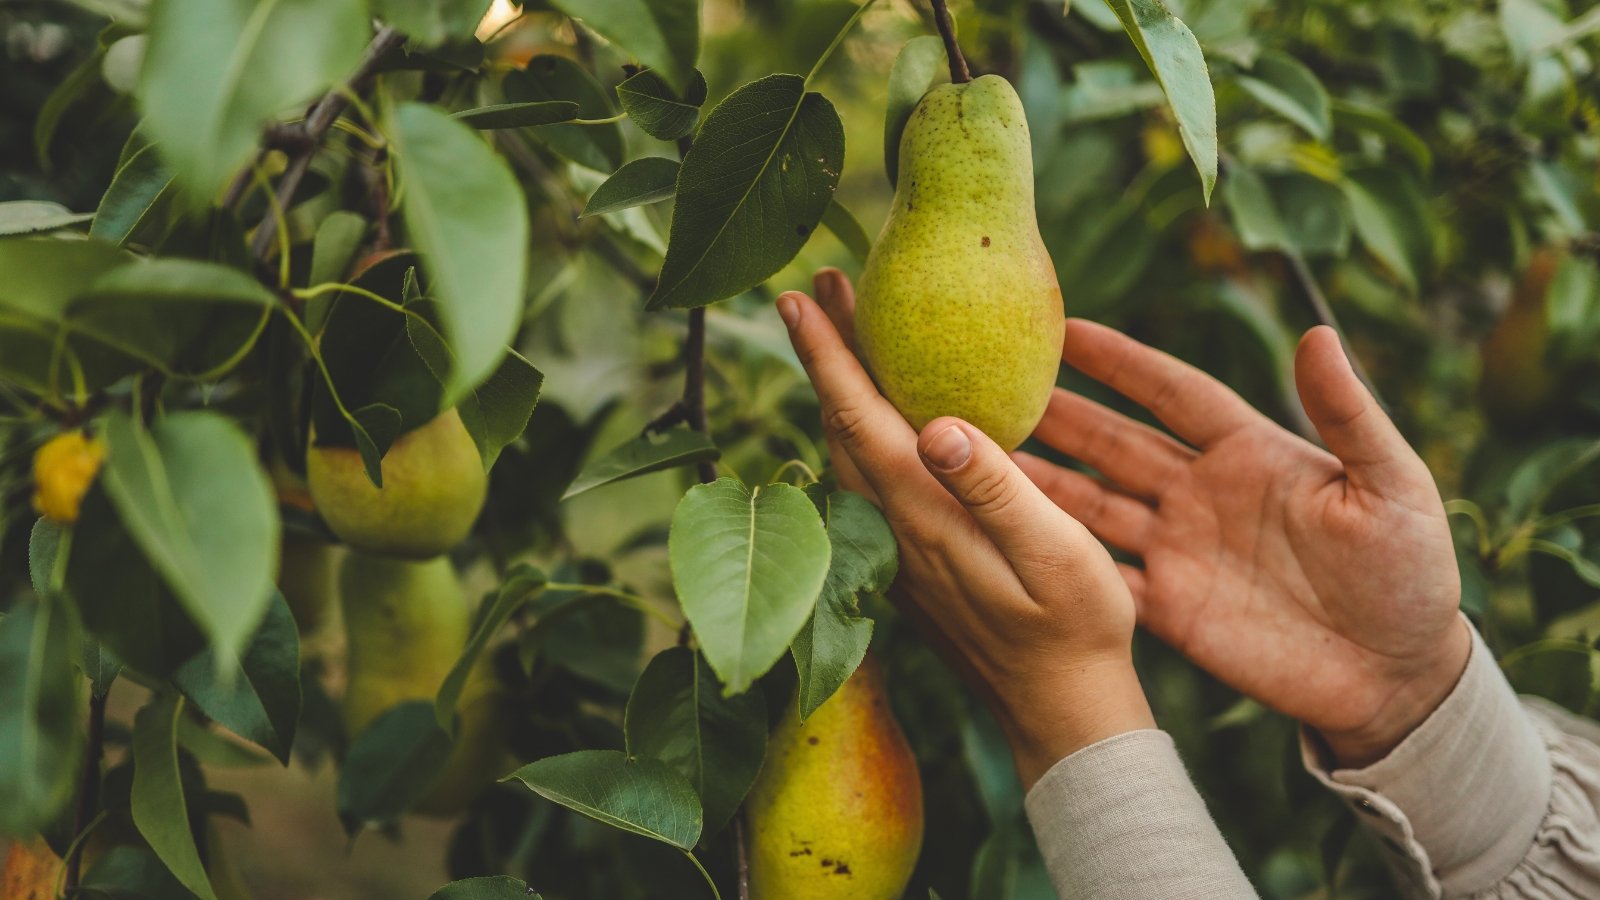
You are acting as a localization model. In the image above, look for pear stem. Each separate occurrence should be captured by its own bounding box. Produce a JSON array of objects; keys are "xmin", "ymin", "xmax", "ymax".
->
[{"xmin": 930, "ymin": 0, "xmax": 972, "ymax": 84}]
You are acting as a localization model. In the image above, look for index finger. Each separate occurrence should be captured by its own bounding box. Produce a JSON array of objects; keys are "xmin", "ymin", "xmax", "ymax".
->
[
  {"xmin": 1061, "ymin": 318, "xmax": 1265, "ymax": 448},
  {"xmin": 777, "ymin": 290, "xmax": 929, "ymax": 507}
]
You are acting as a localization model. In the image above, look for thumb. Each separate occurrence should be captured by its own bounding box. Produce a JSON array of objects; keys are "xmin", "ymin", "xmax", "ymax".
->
[
  {"xmin": 918, "ymin": 418, "xmax": 1088, "ymax": 592},
  {"xmin": 1294, "ymin": 326, "xmax": 1423, "ymax": 496}
]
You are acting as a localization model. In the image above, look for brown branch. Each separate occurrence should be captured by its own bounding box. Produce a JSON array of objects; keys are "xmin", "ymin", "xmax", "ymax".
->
[
  {"xmin": 930, "ymin": 0, "xmax": 972, "ymax": 84},
  {"xmin": 1284, "ymin": 252, "xmax": 1387, "ymax": 411},
  {"xmin": 734, "ymin": 815, "xmax": 751, "ymax": 900},
  {"xmin": 65, "ymin": 691, "xmax": 108, "ymax": 891},
  {"xmin": 685, "ymin": 307, "xmax": 716, "ymax": 484},
  {"xmin": 247, "ymin": 26, "xmax": 407, "ymax": 264}
]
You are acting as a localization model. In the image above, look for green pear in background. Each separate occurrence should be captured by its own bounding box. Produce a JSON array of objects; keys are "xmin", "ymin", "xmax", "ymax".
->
[
  {"xmin": 856, "ymin": 74, "xmax": 1065, "ymax": 451},
  {"xmin": 745, "ymin": 654, "xmax": 923, "ymax": 899}
]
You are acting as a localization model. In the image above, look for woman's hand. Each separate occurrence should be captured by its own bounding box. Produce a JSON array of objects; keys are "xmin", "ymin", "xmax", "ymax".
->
[
  {"xmin": 1020, "ymin": 316, "xmax": 1471, "ymax": 767},
  {"xmin": 778, "ymin": 272, "xmax": 1154, "ymax": 789}
]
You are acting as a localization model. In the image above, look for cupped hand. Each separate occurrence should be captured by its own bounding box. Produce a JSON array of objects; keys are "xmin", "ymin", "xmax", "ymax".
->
[
  {"xmin": 1019, "ymin": 316, "xmax": 1471, "ymax": 767},
  {"xmin": 778, "ymin": 271, "xmax": 1154, "ymax": 788}
]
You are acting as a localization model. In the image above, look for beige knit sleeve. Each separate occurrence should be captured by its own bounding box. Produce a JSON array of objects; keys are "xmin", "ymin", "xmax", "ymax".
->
[
  {"xmin": 1023, "ymin": 729, "xmax": 1258, "ymax": 899},
  {"xmin": 1302, "ymin": 622, "xmax": 1600, "ymax": 898}
]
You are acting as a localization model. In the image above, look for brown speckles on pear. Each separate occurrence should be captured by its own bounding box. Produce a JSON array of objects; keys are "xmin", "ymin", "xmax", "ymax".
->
[{"xmin": 981, "ymin": 235, "xmax": 990, "ymax": 247}]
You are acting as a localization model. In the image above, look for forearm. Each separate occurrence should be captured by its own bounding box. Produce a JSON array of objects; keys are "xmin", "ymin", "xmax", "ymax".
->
[
  {"xmin": 1304, "ymin": 621, "xmax": 1600, "ymax": 898},
  {"xmin": 1024, "ymin": 729, "xmax": 1258, "ymax": 899}
]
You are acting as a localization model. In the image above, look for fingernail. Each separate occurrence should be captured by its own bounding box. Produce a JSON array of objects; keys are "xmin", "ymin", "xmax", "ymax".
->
[
  {"xmin": 776, "ymin": 293, "xmax": 801, "ymax": 329},
  {"xmin": 922, "ymin": 425, "xmax": 971, "ymax": 470}
]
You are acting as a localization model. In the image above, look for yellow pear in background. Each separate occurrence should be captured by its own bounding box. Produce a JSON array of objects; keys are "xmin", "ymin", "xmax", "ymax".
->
[
  {"xmin": 745, "ymin": 655, "xmax": 924, "ymax": 900},
  {"xmin": 340, "ymin": 551, "xmax": 507, "ymax": 817},
  {"xmin": 307, "ymin": 408, "xmax": 487, "ymax": 559},
  {"xmin": 855, "ymin": 74, "xmax": 1065, "ymax": 451}
]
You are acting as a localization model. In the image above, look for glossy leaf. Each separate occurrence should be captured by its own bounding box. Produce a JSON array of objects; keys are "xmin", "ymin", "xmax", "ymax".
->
[
  {"xmin": 549, "ymin": 0, "xmax": 700, "ymax": 91},
  {"xmin": 820, "ymin": 199, "xmax": 870, "ymax": 264},
  {"xmin": 615, "ymin": 68, "xmax": 707, "ymax": 141},
  {"xmin": 563, "ymin": 427, "xmax": 719, "ymax": 499},
  {"xmin": 624, "ymin": 646, "xmax": 767, "ymax": 834},
  {"xmin": 884, "ymin": 35, "xmax": 947, "ymax": 187},
  {"xmin": 171, "ymin": 590, "xmax": 301, "ymax": 764},
  {"xmin": 793, "ymin": 489, "xmax": 894, "ymax": 719},
  {"xmin": 581, "ymin": 157, "xmax": 682, "ymax": 218},
  {"xmin": 131, "ymin": 694, "xmax": 217, "ymax": 900},
  {"xmin": 1235, "ymin": 50, "xmax": 1330, "ymax": 140},
  {"xmin": 429, "ymin": 877, "xmax": 544, "ymax": 900},
  {"xmin": 91, "ymin": 136, "xmax": 175, "ymax": 246},
  {"xmin": 457, "ymin": 348, "xmax": 544, "ymax": 469},
  {"xmin": 373, "ymin": 0, "xmax": 494, "ymax": 47},
  {"xmin": 0, "ymin": 201, "xmax": 93, "ymax": 236},
  {"xmin": 505, "ymin": 56, "xmax": 623, "ymax": 172},
  {"xmin": 437, "ymin": 565, "xmax": 546, "ymax": 732},
  {"xmin": 337, "ymin": 701, "xmax": 454, "ymax": 831},
  {"xmin": 0, "ymin": 600, "xmax": 83, "ymax": 837},
  {"xmin": 1104, "ymin": 0, "xmax": 1218, "ymax": 202},
  {"xmin": 647, "ymin": 75, "xmax": 844, "ymax": 309},
  {"xmin": 390, "ymin": 102, "xmax": 530, "ymax": 402},
  {"xmin": 507, "ymin": 749, "xmax": 703, "ymax": 849},
  {"xmin": 669, "ymin": 478, "xmax": 831, "ymax": 693},
  {"xmin": 136, "ymin": 0, "xmax": 369, "ymax": 203},
  {"xmin": 452, "ymin": 100, "xmax": 581, "ymax": 129},
  {"xmin": 98, "ymin": 410, "xmax": 279, "ymax": 668}
]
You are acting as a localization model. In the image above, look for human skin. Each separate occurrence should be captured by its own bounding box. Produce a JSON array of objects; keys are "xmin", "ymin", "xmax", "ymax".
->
[
  {"xmin": 787, "ymin": 268, "xmax": 1471, "ymax": 773},
  {"xmin": 776, "ymin": 277, "xmax": 1155, "ymax": 790}
]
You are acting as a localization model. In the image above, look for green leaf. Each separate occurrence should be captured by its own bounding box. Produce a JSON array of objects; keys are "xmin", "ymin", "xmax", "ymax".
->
[
  {"xmin": 548, "ymin": 0, "xmax": 700, "ymax": 92},
  {"xmin": 1220, "ymin": 163, "xmax": 1289, "ymax": 253},
  {"xmin": 564, "ymin": 428, "xmax": 719, "ymax": 500},
  {"xmin": 669, "ymin": 478, "xmax": 831, "ymax": 693},
  {"xmin": 507, "ymin": 749, "xmax": 704, "ymax": 850},
  {"xmin": 1343, "ymin": 168, "xmax": 1430, "ymax": 292},
  {"xmin": 1104, "ymin": 0, "xmax": 1218, "ymax": 202},
  {"xmin": 793, "ymin": 489, "xmax": 893, "ymax": 719},
  {"xmin": 35, "ymin": 47, "xmax": 105, "ymax": 170},
  {"xmin": 452, "ymin": 100, "xmax": 581, "ymax": 129},
  {"xmin": 429, "ymin": 877, "xmax": 544, "ymax": 900},
  {"xmin": 79, "ymin": 257, "xmax": 277, "ymax": 308},
  {"xmin": 80, "ymin": 845, "xmax": 196, "ymax": 899},
  {"xmin": 505, "ymin": 56, "xmax": 624, "ymax": 173},
  {"xmin": 437, "ymin": 565, "xmax": 546, "ymax": 732},
  {"xmin": 647, "ymin": 74, "xmax": 845, "ymax": 309},
  {"xmin": 131, "ymin": 694, "xmax": 217, "ymax": 900},
  {"xmin": 457, "ymin": 348, "xmax": 544, "ymax": 469},
  {"xmin": 372, "ymin": 0, "xmax": 493, "ymax": 47},
  {"xmin": 581, "ymin": 157, "xmax": 681, "ymax": 218},
  {"xmin": 83, "ymin": 638, "xmax": 122, "ymax": 700},
  {"xmin": 969, "ymin": 821, "xmax": 1023, "ymax": 900},
  {"xmin": 1330, "ymin": 100, "xmax": 1431, "ymax": 175},
  {"xmin": 616, "ymin": 68, "xmax": 707, "ymax": 141},
  {"xmin": 0, "ymin": 600, "xmax": 84, "ymax": 837},
  {"xmin": 172, "ymin": 590, "xmax": 301, "ymax": 764},
  {"xmin": 28, "ymin": 517, "xmax": 66, "ymax": 596},
  {"xmin": 884, "ymin": 35, "xmax": 947, "ymax": 187},
  {"xmin": 390, "ymin": 103, "xmax": 530, "ymax": 403},
  {"xmin": 136, "ymin": 0, "xmax": 369, "ymax": 203},
  {"xmin": 1234, "ymin": 50, "xmax": 1330, "ymax": 141},
  {"xmin": 90, "ymin": 138, "xmax": 176, "ymax": 246},
  {"xmin": 60, "ymin": 0, "xmax": 149, "ymax": 27},
  {"xmin": 0, "ymin": 202, "xmax": 93, "ymax": 237},
  {"xmin": 307, "ymin": 210, "xmax": 369, "ymax": 294},
  {"xmin": 624, "ymin": 647, "xmax": 767, "ymax": 834},
  {"xmin": 337, "ymin": 701, "xmax": 454, "ymax": 830},
  {"xmin": 98, "ymin": 410, "xmax": 280, "ymax": 668},
  {"xmin": 0, "ymin": 238, "xmax": 132, "ymax": 323},
  {"xmin": 820, "ymin": 199, "xmax": 870, "ymax": 264},
  {"xmin": 1271, "ymin": 173, "xmax": 1349, "ymax": 257},
  {"xmin": 1529, "ymin": 540, "xmax": 1600, "ymax": 588}
]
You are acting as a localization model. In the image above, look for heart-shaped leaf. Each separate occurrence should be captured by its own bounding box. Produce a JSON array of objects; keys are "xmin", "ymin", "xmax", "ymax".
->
[
  {"xmin": 172, "ymin": 590, "xmax": 301, "ymax": 764},
  {"xmin": 616, "ymin": 69, "xmax": 707, "ymax": 141}
]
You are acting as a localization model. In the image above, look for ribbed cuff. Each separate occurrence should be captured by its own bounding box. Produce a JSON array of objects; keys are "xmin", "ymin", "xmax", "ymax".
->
[{"xmin": 1301, "ymin": 620, "xmax": 1552, "ymax": 897}]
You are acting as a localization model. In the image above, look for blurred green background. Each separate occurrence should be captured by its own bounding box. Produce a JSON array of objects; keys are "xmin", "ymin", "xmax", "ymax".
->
[{"xmin": 4, "ymin": 0, "xmax": 1600, "ymax": 897}]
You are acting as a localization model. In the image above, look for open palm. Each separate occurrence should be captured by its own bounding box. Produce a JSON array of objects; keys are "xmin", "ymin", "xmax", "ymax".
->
[{"xmin": 1016, "ymin": 320, "xmax": 1470, "ymax": 764}]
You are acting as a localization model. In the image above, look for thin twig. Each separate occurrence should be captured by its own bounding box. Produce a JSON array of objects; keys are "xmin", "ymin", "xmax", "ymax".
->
[
  {"xmin": 65, "ymin": 691, "xmax": 108, "ymax": 891},
  {"xmin": 247, "ymin": 26, "xmax": 407, "ymax": 263},
  {"xmin": 1284, "ymin": 252, "xmax": 1387, "ymax": 411},
  {"xmin": 685, "ymin": 308, "xmax": 716, "ymax": 484},
  {"xmin": 734, "ymin": 815, "xmax": 751, "ymax": 900},
  {"xmin": 930, "ymin": 0, "xmax": 972, "ymax": 83}
]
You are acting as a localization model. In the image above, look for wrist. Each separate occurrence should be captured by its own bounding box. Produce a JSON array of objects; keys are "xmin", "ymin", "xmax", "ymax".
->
[
  {"xmin": 997, "ymin": 655, "xmax": 1156, "ymax": 790},
  {"xmin": 1318, "ymin": 616, "xmax": 1473, "ymax": 768}
]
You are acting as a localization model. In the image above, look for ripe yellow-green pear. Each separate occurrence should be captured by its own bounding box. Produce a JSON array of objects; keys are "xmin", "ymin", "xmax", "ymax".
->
[
  {"xmin": 855, "ymin": 74, "xmax": 1065, "ymax": 451},
  {"xmin": 340, "ymin": 551, "xmax": 507, "ymax": 817},
  {"xmin": 745, "ymin": 655, "xmax": 923, "ymax": 900},
  {"xmin": 307, "ymin": 408, "xmax": 487, "ymax": 559},
  {"xmin": 276, "ymin": 537, "xmax": 341, "ymax": 639}
]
